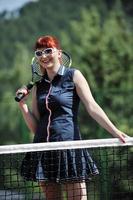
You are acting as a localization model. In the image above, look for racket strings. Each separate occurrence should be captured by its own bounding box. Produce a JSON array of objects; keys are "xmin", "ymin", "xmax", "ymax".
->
[{"xmin": 60, "ymin": 52, "xmax": 72, "ymax": 67}]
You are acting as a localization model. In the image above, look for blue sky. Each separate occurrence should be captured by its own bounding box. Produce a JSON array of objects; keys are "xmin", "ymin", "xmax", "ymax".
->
[{"xmin": 0, "ymin": 0, "xmax": 38, "ymax": 13}]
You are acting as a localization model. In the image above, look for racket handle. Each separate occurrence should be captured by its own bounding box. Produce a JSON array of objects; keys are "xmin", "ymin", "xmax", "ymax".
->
[{"xmin": 15, "ymin": 82, "xmax": 34, "ymax": 102}]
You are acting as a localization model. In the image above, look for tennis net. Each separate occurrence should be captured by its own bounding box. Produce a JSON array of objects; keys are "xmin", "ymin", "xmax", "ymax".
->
[{"xmin": 0, "ymin": 138, "xmax": 133, "ymax": 200}]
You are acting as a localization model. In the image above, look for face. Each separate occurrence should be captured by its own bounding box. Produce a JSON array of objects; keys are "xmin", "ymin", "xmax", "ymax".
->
[{"xmin": 35, "ymin": 47, "xmax": 61, "ymax": 71}]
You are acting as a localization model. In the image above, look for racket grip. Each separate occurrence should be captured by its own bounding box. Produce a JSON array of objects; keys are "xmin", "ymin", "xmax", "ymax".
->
[{"xmin": 15, "ymin": 82, "xmax": 34, "ymax": 102}]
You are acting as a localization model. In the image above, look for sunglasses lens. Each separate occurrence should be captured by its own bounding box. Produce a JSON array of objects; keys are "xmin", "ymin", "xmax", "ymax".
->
[
  {"xmin": 44, "ymin": 48, "xmax": 53, "ymax": 54},
  {"xmin": 35, "ymin": 51, "xmax": 42, "ymax": 57}
]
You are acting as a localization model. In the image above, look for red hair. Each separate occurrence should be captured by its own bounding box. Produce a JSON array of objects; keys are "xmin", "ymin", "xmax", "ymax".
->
[{"xmin": 34, "ymin": 35, "xmax": 61, "ymax": 50}]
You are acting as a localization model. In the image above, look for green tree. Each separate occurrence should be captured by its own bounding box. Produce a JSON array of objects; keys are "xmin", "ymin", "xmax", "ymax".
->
[
  {"xmin": 61, "ymin": 6, "xmax": 133, "ymax": 139},
  {"xmin": 0, "ymin": 43, "xmax": 32, "ymax": 144}
]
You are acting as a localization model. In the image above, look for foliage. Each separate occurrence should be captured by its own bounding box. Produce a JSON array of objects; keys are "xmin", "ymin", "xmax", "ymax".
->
[
  {"xmin": 0, "ymin": 43, "xmax": 31, "ymax": 144},
  {"xmin": 61, "ymin": 6, "xmax": 133, "ymax": 138}
]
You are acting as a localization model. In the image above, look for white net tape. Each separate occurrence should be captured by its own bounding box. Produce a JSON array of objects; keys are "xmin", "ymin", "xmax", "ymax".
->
[{"xmin": 0, "ymin": 137, "xmax": 133, "ymax": 154}]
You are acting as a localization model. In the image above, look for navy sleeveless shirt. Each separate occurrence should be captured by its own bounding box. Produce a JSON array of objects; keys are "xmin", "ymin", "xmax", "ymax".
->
[
  {"xmin": 21, "ymin": 66, "xmax": 99, "ymax": 182},
  {"xmin": 33, "ymin": 66, "xmax": 81, "ymax": 143}
]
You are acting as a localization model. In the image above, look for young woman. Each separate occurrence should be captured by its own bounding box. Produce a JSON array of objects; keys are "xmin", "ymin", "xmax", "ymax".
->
[{"xmin": 16, "ymin": 35, "xmax": 129, "ymax": 200}]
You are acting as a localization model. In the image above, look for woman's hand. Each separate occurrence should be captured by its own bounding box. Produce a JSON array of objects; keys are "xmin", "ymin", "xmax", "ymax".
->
[
  {"xmin": 16, "ymin": 86, "xmax": 29, "ymax": 105},
  {"xmin": 116, "ymin": 130, "xmax": 130, "ymax": 143}
]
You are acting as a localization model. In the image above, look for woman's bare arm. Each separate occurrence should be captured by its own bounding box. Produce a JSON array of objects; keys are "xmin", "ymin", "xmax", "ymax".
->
[
  {"xmin": 18, "ymin": 86, "xmax": 40, "ymax": 134},
  {"xmin": 73, "ymin": 70, "xmax": 128, "ymax": 142}
]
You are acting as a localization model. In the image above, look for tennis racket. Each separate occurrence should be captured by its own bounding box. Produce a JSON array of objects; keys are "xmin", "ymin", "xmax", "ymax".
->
[{"xmin": 15, "ymin": 51, "xmax": 72, "ymax": 102}]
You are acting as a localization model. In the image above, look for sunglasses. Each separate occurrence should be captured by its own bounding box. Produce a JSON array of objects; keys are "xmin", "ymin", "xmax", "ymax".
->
[{"xmin": 35, "ymin": 48, "xmax": 56, "ymax": 57}]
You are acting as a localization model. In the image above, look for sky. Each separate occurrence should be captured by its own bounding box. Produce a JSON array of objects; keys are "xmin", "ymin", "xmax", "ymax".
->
[{"xmin": 0, "ymin": 0, "xmax": 38, "ymax": 13}]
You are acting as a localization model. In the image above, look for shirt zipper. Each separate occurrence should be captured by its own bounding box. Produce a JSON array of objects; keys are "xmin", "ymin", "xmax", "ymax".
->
[{"xmin": 45, "ymin": 83, "xmax": 52, "ymax": 142}]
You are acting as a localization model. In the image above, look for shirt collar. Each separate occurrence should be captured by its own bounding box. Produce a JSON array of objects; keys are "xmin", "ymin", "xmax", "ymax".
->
[
  {"xmin": 43, "ymin": 65, "xmax": 66, "ymax": 83},
  {"xmin": 57, "ymin": 65, "xmax": 66, "ymax": 76}
]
